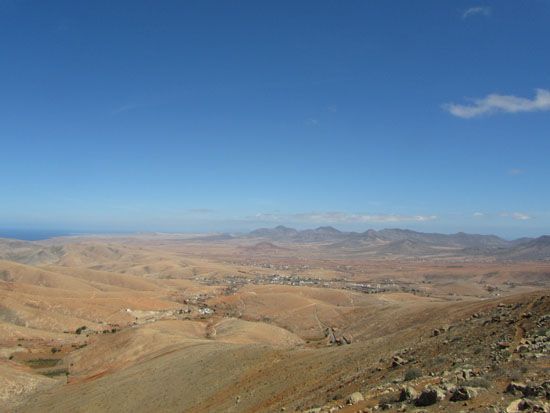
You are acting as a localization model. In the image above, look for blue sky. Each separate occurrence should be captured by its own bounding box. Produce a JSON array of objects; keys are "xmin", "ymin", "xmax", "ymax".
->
[{"xmin": 1, "ymin": 0, "xmax": 549, "ymax": 237}]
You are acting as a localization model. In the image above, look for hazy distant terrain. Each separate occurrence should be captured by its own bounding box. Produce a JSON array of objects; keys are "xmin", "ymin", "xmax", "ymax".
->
[
  {"xmin": 0, "ymin": 229, "xmax": 548, "ymax": 412},
  {"xmin": 243, "ymin": 226, "xmax": 550, "ymax": 260}
]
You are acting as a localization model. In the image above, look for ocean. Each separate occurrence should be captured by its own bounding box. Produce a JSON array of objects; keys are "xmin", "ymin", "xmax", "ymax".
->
[{"xmin": 0, "ymin": 229, "xmax": 78, "ymax": 241}]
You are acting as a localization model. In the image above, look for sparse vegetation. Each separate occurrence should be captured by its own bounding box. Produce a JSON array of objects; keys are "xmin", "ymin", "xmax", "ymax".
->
[
  {"xmin": 404, "ymin": 367, "xmax": 422, "ymax": 381},
  {"xmin": 433, "ymin": 355, "xmax": 447, "ymax": 364},
  {"xmin": 463, "ymin": 377, "xmax": 491, "ymax": 389},
  {"xmin": 24, "ymin": 358, "xmax": 60, "ymax": 368},
  {"xmin": 41, "ymin": 368, "xmax": 69, "ymax": 377},
  {"xmin": 379, "ymin": 394, "xmax": 397, "ymax": 405}
]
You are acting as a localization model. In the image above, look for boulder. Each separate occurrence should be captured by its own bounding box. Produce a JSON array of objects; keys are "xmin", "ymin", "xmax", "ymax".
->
[
  {"xmin": 398, "ymin": 386, "xmax": 418, "ymax": 402},
  {"xmin": 450, "ymin": 386, "xmax": 478, "ymax": 401},
  {"xmin": 415, "ymin": 386, "xmax": 445, "ymax": 406},
  {"xmin": 506, "ymin": 382, "xmax": 528, "ymax": 396},
  {"xmin": 347, "ymin": 392, "xmax": 364, "ymax": 405},
  {"xmin": 523, "ymin": 384, "xmax": 547, "ymax": 398}
]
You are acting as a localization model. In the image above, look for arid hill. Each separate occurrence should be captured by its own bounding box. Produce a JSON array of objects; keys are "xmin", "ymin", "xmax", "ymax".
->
[{"xmin": 0, "ymin": 232, "xmax": 548, "ymax": 412}]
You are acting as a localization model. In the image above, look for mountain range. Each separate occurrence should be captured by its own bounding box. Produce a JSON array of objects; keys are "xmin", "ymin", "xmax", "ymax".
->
[
  {"xmin": 1, "ymin": 227, "xmax": 549, "ymax": 263},
  {"xmin": 246, "ymin": 225, "xmax": 550, "ymax": 260}
]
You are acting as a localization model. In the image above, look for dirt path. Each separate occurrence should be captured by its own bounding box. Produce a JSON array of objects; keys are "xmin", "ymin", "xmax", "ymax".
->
[
  {"xmin": 313, "ymin": 305, "xmax": 326, "ymax": 332},
  {"xmin": 511, "ymin": 299, "xmax": 535, "ymax": 358}
]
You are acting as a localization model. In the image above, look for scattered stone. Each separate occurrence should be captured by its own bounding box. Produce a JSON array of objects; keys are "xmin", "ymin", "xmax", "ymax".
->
[
  {"xmin": 515, "ymin": 344, "xmax": 529, "ymax": 353},
  {"xmin": 461, "ymin": 368, "xmax": 473, "ymax": 380},
  {"xmin": 391, "ymin": 356, "xmax": 407, "ymax": 367}
]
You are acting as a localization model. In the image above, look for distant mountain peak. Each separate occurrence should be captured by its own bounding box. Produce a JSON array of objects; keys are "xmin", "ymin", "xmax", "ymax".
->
[
  {"xmin": 314, "ymin": 226, "xmax": 341, "ymax": 233},
  {"xmin": 274, "ymin": 225, "xmax": 294, "ymax": 231}
]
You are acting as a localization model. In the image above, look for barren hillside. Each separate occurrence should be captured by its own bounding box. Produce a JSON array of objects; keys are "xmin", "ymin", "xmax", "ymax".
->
[{"xmin": 0, "ymin": 233, "xmax": 547, "ymax": 412}]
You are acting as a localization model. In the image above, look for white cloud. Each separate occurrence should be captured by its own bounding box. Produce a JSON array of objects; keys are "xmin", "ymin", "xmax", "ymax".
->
[
  {"xmin": 444, "ymin": 89, "xmax": 550, "ymax": 118},
  {"xmin": 473, "ymin": 212, "xmax": 485, "ymax": 217},
  {"xmin": 462, "ymin": 6, "xmax": 491, "ymax": 19},
  {"xmin": 251, "ymin": 212, "xmax": 437, "ymax": 224},
  {"xmin": 252, "ymin": 213, "xmax": 284, "ymax": 222},
  {"xmin": 500, "ymin": 212, "xmax": 532, "ymax": 221}
]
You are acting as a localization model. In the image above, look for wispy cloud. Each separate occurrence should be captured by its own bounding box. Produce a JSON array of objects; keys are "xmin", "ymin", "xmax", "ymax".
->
[
  {"xmin": 112, "ymin": 103, "xmax": 140, "ymax": 115},
  {"xmin": 250, "ymin": 212, "xmax": 437, "ymax": 224},
  {"xmin": 473, "ymin": 212, "xmax": 485, "ymax": 218},
  {"xmin": 444, "ymin": 89, "xmax": 550, "ymax": 118},
  {"xmin": 187, "ymin": 208, "xmax": 214, "ymax": 214},
  {"xmin": 462, "ymin": 6, "xmax": 491, "ymax": 19},
  {"xmin": 508, "ymin": 168, "xmax": 524, "ymax": 176},
  {"xmin": 501, "ymin": 212, "xmax": 532, "ymax": 221},
  {"xmin": 305, "ymin": 118, "xmax": 319, "ymax": 126}
]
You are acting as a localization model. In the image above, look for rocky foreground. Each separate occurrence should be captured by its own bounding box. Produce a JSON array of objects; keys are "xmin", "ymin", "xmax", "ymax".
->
[{"xmin": 299, "ymin": 294, "xmax": 549, "ymax": 413}]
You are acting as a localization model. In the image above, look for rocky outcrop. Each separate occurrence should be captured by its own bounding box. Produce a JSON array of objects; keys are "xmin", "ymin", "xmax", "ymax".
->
[
  {"xmin": 506, "ymin": 398, "xmax": 550, "ymax": 413},
  {"xmin": 506, "ymin": 381, "xmax": 549, "ymax": 399}
]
